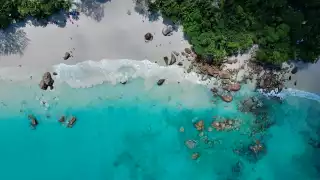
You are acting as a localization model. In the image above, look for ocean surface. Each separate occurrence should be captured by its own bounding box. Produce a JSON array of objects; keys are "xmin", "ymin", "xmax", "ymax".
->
[{"xmin": 0, "ymin": 59, "xmax": 319, "ymax": 180}]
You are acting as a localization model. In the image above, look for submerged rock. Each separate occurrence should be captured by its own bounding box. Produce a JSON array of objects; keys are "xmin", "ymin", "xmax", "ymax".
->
[
  {"xmin": 28, "ymin": 115, "xmax": 38, "ymax": 129},
  {"xmin": 67, "ymin": 116, "xmax": 77, "ymax": 128},
  {"xmin": 194, "ymin": 120, "xmax": 205, "ymax": 131},
  {"xmin": 220, "ymin": 95, "xmax": 233, "ymax": 102},
  {"xmin": 162, "ymin": 25, "xmax": 173, "ymax": 36},
  {"xmin": 185, "ymin": 140, "xmax": 197, "ymax": 149},
  {"xmin": 59, "ymin": 116, "xmax": 65, "ymax": 123},
  {"xmin": 191, "ymin": 152, "xmax": 200, "ymax": 160},
  {"xmin": 157, "ymin": 79, "xmax": 165, "ymax": 86}
]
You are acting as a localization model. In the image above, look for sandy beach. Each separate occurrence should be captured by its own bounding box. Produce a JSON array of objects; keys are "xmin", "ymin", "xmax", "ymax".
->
[
  {"xmin": 0, "ymin": 0, "xmax": 190, "ymax": 68},
  {"xmin": 0, "ymin": 0, "xmax": 319, "ymax": 94}
]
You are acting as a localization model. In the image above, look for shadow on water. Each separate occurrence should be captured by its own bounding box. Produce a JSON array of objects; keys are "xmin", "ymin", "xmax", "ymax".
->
[{"xmin": 77, "ymin": 0, "xmax": 112, "ymax": 22}]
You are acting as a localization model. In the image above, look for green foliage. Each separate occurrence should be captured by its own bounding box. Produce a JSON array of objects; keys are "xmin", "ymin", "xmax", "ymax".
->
[
  {"xmin": 148, "ymin": 0, "xmax": 320, "ymax": 64},
  {"xmin": 0, "ymin": 0, "xmax": 71, "ymax": 28}
]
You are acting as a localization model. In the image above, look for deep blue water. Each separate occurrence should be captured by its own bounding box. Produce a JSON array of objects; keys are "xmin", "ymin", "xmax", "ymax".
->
[{"xmin": 0, "ymin": 79, "xmax": 319, "ymax": 180}]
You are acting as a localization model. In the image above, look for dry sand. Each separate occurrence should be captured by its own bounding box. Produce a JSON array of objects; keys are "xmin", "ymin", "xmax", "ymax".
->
[{"xmin": 0, "ymin": 0, "xmax": 190, "ymax": 69}]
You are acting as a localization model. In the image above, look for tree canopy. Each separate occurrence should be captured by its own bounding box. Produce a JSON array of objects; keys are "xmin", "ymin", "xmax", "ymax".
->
[
  {"xmin": 148, "ymin": 0, "xmax": 320, "ymax": 65},
  {"xmin": 0, "ymin": 0, "xmax": 71, "ymax": 29}
]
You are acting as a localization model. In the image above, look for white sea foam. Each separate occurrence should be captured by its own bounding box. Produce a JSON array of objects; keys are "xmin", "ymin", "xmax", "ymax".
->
[
  {"xmin": 53, "ymin": 59, "xmax": 209, "ymax": 88},
  {"xmin": 258, "ymin": 88, "xmax": 320, "ymax": 102}
]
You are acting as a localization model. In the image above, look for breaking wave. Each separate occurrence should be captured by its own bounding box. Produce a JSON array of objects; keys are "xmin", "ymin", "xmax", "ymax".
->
[{"xmin": 53, "ymin": 59, "xmax": 209, "ymax": 88}]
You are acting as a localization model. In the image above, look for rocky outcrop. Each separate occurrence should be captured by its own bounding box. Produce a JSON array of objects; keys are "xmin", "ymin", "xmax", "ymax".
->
[
  {"xmin": 228, "ymin": 83, "xmax": 241, "ymax": 91},
  {"xmin": 163, "ymin": 56, "xmax": 169, "ymax": 65},
  {"xmin": 206, "ymin": 66, "xmax": 220, "ymax": 76},
  {"xmin": 219, "ymin": 71, "xmax": 231, "ymax": 79},
  {"xmin": 162, "ymin": 25, "xmax": 173, "ymax": 36},
  {"xmin": 157, "ymin": 79, "xmax": 165, "ymax": 86},
  {"xmin": 39, "ymin": 72, "xmax": 54, "ymax": 90},
  {"xmin": 258, "ymin": 72, "xmax": 283, "ymax": 93}
]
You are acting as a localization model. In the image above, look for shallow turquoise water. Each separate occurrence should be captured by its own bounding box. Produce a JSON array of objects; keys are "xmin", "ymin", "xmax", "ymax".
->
[{"xmin": 0, "ymin": 79, "xmax": 319, "ymax": 180}]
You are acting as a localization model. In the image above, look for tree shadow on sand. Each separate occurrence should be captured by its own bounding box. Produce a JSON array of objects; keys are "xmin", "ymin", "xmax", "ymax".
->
[
  {"xmin": 133, "ymin": 0, "xmax": 160, "ymax": 22},
  {"xmin": 0, "ymin": 27, "xmax": 30, "ymax": 56},
  {"xmin": 77, "ymin": 0, "xmax": 111, "ymax": 22},
  {"xmin": 0, "ymin": 10, "xmax": 71, "ymax": 56}
]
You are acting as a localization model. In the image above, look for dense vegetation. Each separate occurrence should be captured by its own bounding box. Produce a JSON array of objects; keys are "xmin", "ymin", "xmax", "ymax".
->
[
  {"xmin": 148, "ymin": 0, "xmax": 320, "ymax": 64},
  {"xmin": 0, "ymin": 0, "xmax": 71, "ymax": 29}
]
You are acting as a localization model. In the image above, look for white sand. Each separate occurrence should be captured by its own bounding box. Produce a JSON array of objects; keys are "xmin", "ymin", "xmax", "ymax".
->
[{"xmin": 0, "ymin": 0, "xmax": 190, "ymax": 70}]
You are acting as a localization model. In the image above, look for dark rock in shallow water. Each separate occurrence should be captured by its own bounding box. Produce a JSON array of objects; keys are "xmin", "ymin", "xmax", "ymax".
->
[
  {"xmin": 291, "ymin": 66, "xmax": 298, "ymax": 74},
  {"xmin": 157, "ymin": 79, "xmax": 165, "ymax": 86},
  {"xmin": 177, "ymin": 62, "xmax": 183, "ymax": 66},
  {"xmin": 28, "ymin": 115, "xmax": 38, "ymax": 129},
  {"xmin": 59, "ymin": 116, "xmax": 65, "ymax": 123},
  {"xmin": 52, "ymin": 72, "xmax": 58, "ymax": 76},
  {"xmin": 67, "ymin": 116, "xmax": 77, "ymax": 128},
  {"xmin": 220, "ymin": 95, "xmax": 233, "ymax": 102},
  {"xmin": 63, "ymin": 52, "xmax": 71, "ymax": 60}
]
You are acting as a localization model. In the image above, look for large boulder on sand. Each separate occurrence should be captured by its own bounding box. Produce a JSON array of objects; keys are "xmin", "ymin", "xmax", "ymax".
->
[
  {"xmin": 162, "ymin": 25, "xmax": 173, "ymax": 36},
  {"xmin": 144, "ymin": 32, "xmax": 153, "ymax": 41},
  {"xmin": 63, "ymin": 52, "xmax": 71, "ymax": 60},
  {"xmin": 39, "ymin": 72, "xmax": 54, "ymax": 90},
  {"xmin": 169, "ymin": 52, "xmax": 177, "ymax": 65},
  {"xmin": 157, "ymin": 79, "xmax": 165, "ymax": 86}
]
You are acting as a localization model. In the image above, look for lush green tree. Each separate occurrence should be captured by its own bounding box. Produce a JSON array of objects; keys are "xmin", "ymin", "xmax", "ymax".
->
[
  {"xmin": 147, "ymin": 0, "xmax": 320, "ymax": 65},
  {"xmin": 0, "ymin": 0, "xmax": 71, "ymax": 29}
]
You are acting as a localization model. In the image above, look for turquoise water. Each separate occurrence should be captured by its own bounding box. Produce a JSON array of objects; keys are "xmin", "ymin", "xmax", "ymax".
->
[{"xmin": 0, "ymin": 76, "xmax": 319, "ymax": 180}]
